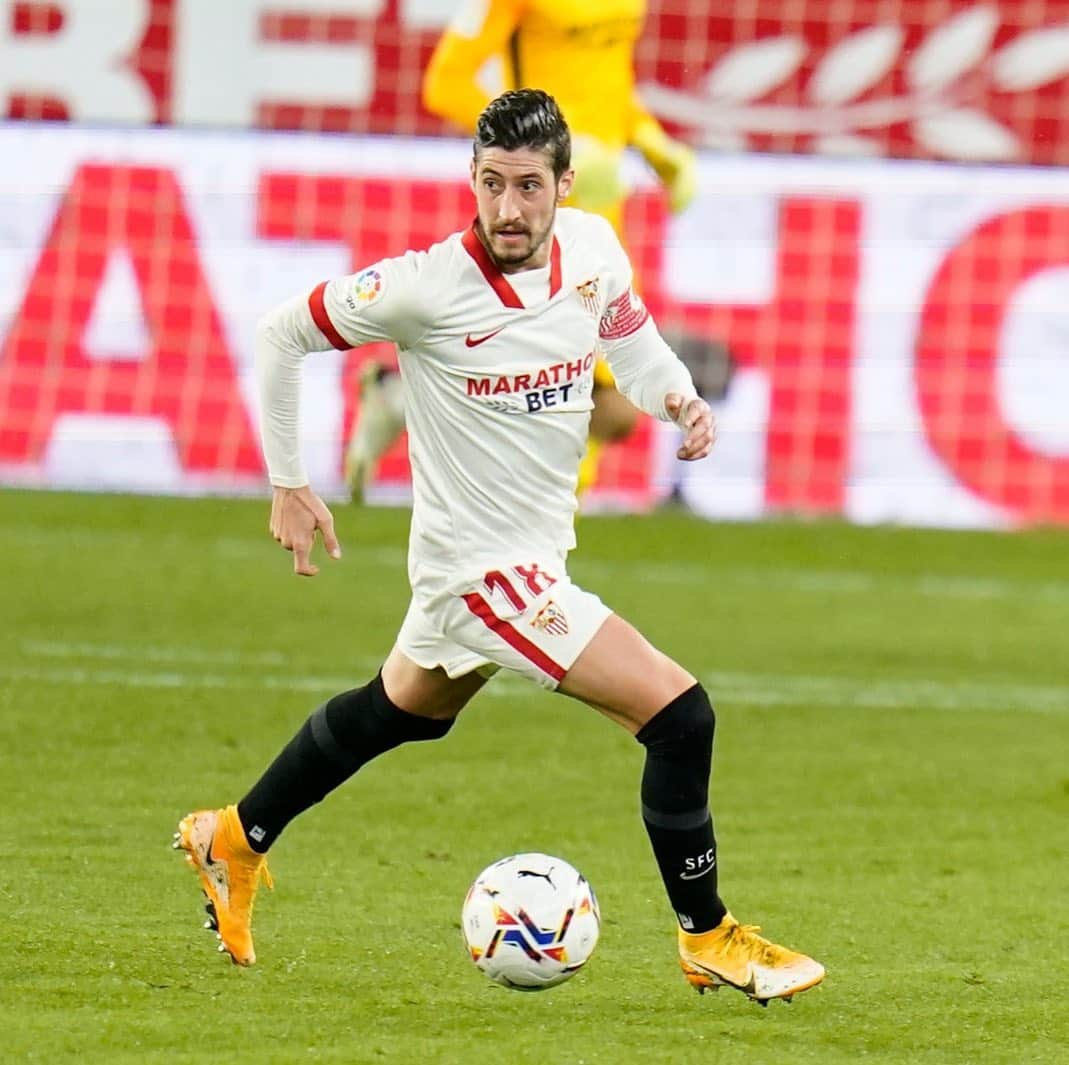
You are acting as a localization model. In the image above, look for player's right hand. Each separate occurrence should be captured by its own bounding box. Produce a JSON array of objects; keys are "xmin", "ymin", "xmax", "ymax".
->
[
  {"xmin": 269, "ymin": 485, "xmax": 342, "ymax": 577},
  {"xmin": 665, "ymin": 394, "xmax": 716, "ymax": 461}
]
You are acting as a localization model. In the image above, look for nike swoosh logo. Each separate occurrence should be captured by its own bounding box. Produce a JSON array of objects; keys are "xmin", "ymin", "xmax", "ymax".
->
[
  {"xmin": 465, "ymin": 327, "xmax": 505, "ymax": 347},
  {"xmin": 684, "ymin": 957, "xmax": 756, "ymax": 996},
  {"xmin": 201, "ymin": 832, "xmax": 230, "ymax": 905}
]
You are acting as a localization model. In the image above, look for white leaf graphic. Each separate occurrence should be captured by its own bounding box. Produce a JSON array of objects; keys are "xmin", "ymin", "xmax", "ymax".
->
[
  {"xmin": 991, "ymin": 26, "xmax": 1069, "ymax": 90},
  {"xmin": 703, "ymin": 37, "xmax": 807, "ymax": 103},
  {"xmin": 809, "ymin": 25, "xmax": 904, "ymax": 104},
  {"xmin": 813, "ymin": 134, "xmax": 883, "ymax": 157},
  {"xmin": 906, "ymin": 7, "xmax": 1000, "ymax": 93},
  {"xmin": 913, "ymin": 109, "xmax": 1020, "ymax": 160}
]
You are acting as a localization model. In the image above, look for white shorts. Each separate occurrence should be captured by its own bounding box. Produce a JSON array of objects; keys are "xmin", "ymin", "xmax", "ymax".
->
[{"xmin": 397, "ymin": 561, "xmax": 612, "ymax": 690}]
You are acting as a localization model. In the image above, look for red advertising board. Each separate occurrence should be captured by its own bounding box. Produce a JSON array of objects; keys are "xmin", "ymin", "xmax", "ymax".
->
[{"xmin": 0, "ymin": 124, "xmax": 1065, "ymax": 526}]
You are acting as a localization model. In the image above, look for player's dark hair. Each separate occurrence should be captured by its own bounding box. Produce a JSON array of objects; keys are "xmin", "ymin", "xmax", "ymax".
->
[{"xmin": 474, "ymin": 89, "xmax": 572, "ymax": 179}]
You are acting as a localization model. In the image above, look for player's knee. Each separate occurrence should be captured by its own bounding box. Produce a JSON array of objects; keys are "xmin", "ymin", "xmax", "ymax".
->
[
  {"xmin": 635, "ymin": 683, "xmax": 714, "ymax": 757},
  {"xmin": 319, "ymin": 673, "xmax": 455, "ymax": 758}
]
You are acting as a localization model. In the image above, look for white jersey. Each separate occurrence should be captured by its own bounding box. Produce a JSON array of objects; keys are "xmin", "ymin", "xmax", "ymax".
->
[{"xmin": 257, "ymin": 208, "xmax": 696, "ymax": 600}]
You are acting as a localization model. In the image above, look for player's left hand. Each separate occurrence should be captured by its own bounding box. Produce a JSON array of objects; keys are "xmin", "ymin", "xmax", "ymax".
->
[{"xmin": 665, "ymin": 394, "xmax": 716, "ymax": 461}]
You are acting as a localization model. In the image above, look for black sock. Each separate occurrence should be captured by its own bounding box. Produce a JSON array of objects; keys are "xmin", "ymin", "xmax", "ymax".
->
[
  {"xmin": 636, "ymin": 683, "xmax": 727, "ymax": 933},
  {"xmin": 236, "ymin": 673, "xmax": 453, "ymax": 852}
]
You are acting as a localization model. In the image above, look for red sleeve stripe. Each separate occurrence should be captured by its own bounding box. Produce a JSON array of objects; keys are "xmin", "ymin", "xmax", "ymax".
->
[
  {"xmin": 308, "ymin": 281, "xmax": 350, "ymax": 351},
  {"xmin": 462, "ymin": 592, "xmax": 566, "ymax": 683}
]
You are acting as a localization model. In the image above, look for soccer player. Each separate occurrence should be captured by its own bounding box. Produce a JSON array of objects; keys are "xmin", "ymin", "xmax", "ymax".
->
[
  {"xmin": 174, "ymin": 90, "xmax": 823, "ymax": 1005},
  {"xmin": 344, "ymin": 0, "xmax": 705, "ymax": 500}
]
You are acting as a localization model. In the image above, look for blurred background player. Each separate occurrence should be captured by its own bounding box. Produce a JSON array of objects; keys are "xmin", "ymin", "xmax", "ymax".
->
[{"xmin": 345, "ymin": 0, "xmax": 732, "ymax": 501}]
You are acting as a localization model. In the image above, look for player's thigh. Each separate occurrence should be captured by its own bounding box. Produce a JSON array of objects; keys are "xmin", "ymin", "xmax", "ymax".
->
[
  {"xmin": 557, "ymin": 614, "xmax": 696, "ymax": 734},
  {"xmin": 386, "ymin": 599, "xmax": 491, "ymax": 719},
  {"xmin": 382, "ymin": 644, "xmax": 487, "ymax": 720}
]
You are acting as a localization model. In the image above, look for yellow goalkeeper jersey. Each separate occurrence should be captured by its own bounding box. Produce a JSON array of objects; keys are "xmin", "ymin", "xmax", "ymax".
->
[{"xmin": 423, "ymin": 0, "xmax": 655, "ymax": 151}]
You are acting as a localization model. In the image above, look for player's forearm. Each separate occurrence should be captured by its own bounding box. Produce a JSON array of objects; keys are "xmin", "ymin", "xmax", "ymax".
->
[
  {"xmin": 255, "ymin": 294, "xmax": 329, "ymax": 488},
  {"xmin": 630, "ymin": 105, "xmax": 697, "ymax": 214},
  {"xmin": 422, "ymin": 33, "xmax": 493, "ymax": 131},
  {"xmin": 605, "ymin": 322, "xmax": 698, "ymax": 421},
  {"xmin": 423, "ymin": 63, "xmax": 488, "ymax": 131},
  {"xmin": 628, "ymin": 100, "xmax": 664, "ymax": 149}
]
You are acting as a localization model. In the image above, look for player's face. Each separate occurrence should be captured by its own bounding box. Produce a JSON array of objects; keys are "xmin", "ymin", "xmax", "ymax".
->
[{"xmin": 471, "ymin": 148, "xmax": 574, "ymax": 272}]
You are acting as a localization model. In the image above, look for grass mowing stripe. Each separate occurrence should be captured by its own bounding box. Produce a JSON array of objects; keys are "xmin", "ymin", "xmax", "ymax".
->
[
  {"xmin": 0, "ymin": 663, "xmax": 531, "ymax": 700},
  {"xmin": 8, "ymin": 523, "xmax": 1069, "ymax": 601},
  {"xmin": 574, "ymin": 560, "xmax": 1069, "ymax": 601},
  {"xmin": 6, "ymin": 658, "xmax": 1066, "ymax": 715},
  {"xmin": 2, "ymin": 523, "xmax": 410, "ymax": 568},
  {"xmin": 2, "ymin": 664, "xmax": 369, "ymax": 694},
  {"xmin": 705, "ymin": 671, "xmax": 1069, "ymax": 714},
  {"xmin": 21, "ymin": 639, "xmax": 292, "ymax": 666}
]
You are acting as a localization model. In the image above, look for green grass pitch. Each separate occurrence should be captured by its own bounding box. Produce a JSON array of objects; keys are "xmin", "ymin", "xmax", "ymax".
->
[{"xmin": 3, "ymin": 488, "xmax": 1068, "ymax": 1064}]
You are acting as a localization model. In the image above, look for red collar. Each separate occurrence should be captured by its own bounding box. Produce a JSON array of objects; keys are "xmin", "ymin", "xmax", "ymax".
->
[{"xmin": 462, "ymin": 223, "xmax": 562, "ymax": 308}]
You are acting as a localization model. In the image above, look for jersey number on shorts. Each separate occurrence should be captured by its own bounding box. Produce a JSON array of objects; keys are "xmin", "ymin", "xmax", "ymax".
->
[{"xmin": 483, "ymin": 565, "xmax": 557, "ymax": 613}]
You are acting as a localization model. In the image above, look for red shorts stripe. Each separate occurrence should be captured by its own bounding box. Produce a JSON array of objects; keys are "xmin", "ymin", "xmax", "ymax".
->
[
  {"xmin": 308, "ymin": 281, "xmax": 350, "ymax": 351},
  {"xmin": 462, "ymin": 592, "xmax": 566, "ymax": 683}
]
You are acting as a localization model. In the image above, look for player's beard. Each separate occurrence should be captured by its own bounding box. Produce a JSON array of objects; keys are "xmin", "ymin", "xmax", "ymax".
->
[{"xmin": 488, "ymin": 210, "xmax": 555, "ymax": 271}]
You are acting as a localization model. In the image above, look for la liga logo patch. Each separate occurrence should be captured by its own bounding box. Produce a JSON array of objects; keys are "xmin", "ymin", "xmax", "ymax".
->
[{"xmin": 352, "ymin": 268, "xmax": 384, "ymax": 305}]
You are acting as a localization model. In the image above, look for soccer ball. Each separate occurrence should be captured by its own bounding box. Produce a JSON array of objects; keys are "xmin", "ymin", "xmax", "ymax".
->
[{"xmin": 461, "ymin": 852, "xmax": 600, "ymax": 991}]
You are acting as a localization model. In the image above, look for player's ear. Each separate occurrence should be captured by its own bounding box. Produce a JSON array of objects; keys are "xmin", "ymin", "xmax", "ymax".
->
[
  {"xmin": 556, "ymin": 168, "xmax": 574, "ymax": 203},
  {"xmin": 469, "ymin": 157, "xmax": 478, "ymax": 193}
]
